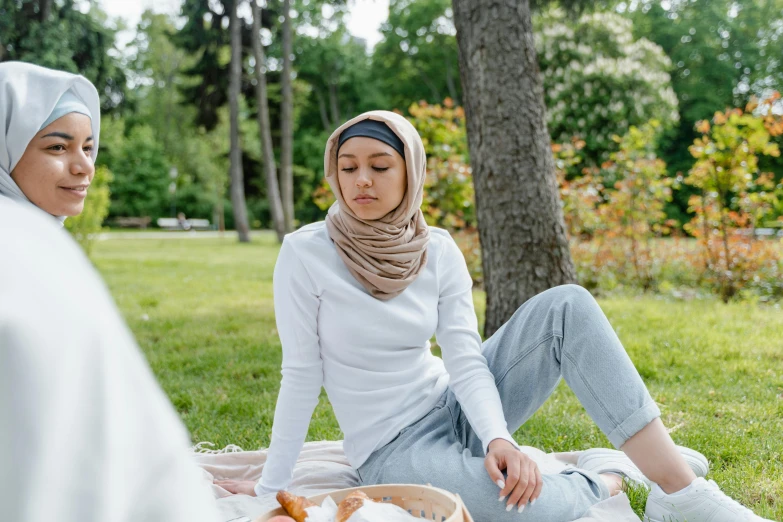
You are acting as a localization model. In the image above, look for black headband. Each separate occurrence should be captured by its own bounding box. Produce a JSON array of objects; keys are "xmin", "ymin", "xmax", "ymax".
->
[{"xmin": 337, "ymin": 119, "xmax": 405, "ymax": 159}]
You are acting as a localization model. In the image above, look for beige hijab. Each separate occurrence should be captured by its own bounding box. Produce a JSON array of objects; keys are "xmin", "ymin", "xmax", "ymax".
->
[{"xmin": 324, "ymin": 110, "xmax": 430, "ymax": 300}]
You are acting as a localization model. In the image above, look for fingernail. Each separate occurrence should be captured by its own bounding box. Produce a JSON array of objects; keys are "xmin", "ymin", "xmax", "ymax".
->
[
  {"xmin": 498, "ymin": 495, "xmax": 506, "ymax": 502},
  {"xmin": 506, "ymin": 503, "xmax": 513, "ymax": 512},
  {"xmin": 517, "ymin": 504, "xmax": 525, "ymax": 513},
  {"xmin": 496, "ymin": 479, "xmax": 505, "ymax": 489},
  {"xmin": 531, "ymin": 498, "xmax": 536, "ymax": 506}
]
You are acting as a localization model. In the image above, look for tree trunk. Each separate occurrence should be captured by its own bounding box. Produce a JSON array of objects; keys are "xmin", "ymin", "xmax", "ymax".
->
[
  {"xmin": 229, "ymin": 0, "xmax": 251, "ymax": 243},
  {"xmin": 315, "ymin": 88, "xmax": 332, "ymax": 131},
  {"xmin": 445, "ymin": 54, "xmax": 460, "ymax": 106},
  {"xmin": 280, "ymin": 0, "xmax": 295, "ymax": 233},
  {"xmin": 40, "ymin": 0, "xmax": 51, "ymax": 22},
  {"xmin": 251, "ymin": 0, "xmax": 286, "ymax": 243},
  {"xmin": 452, "ymin": 0, "xmax": 576, "ymax": 337},
  {"xmin": 328, "ymin": 79, "xmax": 340, "ymax": 127}
]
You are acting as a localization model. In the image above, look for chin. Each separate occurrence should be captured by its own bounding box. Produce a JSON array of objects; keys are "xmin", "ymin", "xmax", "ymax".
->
[{"xmin": 55, "ymin": 203, "xmax": 85, "ymax": 217}]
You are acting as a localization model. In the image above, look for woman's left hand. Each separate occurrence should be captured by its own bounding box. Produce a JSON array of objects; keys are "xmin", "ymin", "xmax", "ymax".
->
[
  {"xmin": 485, "ymin": 438, "xmax": 542, "ymax": 512},
  {"xmin": 214, "ymin": 479, "xmax": 257, "ymax": 496}
]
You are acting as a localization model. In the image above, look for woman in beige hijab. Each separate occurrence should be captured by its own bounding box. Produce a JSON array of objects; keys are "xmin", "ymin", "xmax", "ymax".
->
[{"xmin": 220, "ymin": 110, "xmax": 768, "ymax": 522}]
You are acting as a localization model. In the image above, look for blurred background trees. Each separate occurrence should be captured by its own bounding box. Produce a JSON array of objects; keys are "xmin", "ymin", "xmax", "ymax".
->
[{"xmin": 2, "ymin": 0, "xmax": 781, "ymax": 305}]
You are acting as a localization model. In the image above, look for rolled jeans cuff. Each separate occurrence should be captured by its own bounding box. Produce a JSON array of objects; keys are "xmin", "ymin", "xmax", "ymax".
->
[{"xmin": 607, "ymin": 400, "xmax": 661, "ymax": 449}]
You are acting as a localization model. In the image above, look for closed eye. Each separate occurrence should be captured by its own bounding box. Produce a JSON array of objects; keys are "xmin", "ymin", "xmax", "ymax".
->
[{"xmin": 340, "ymin": 167, "xmax": 389, "ymax": 172}]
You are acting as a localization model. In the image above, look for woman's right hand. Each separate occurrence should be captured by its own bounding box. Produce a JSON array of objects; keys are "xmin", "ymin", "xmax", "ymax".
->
[{"xmin": 485, "ymin": 438, "xmax": 542, "ymax": 512}]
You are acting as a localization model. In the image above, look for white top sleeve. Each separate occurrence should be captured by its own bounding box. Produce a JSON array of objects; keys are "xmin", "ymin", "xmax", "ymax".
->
[
  {"xmin": 435, "ymin": 234, "xmax": 519, "ymax": 454},
  {"xmin": 255, "ymin": 238, "xmax": 324, "ymax": 495}
]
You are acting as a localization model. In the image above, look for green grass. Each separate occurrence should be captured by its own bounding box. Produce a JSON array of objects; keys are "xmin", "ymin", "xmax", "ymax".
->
[{"xmin": 91, "ymin": 235, "xmax": 783, "ymax": 519}]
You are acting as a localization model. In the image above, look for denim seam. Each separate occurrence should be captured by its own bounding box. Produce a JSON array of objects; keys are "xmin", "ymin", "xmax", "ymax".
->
[
  {"xmin": 493, "ymin": 332, "xmax": 557, "ymax": 388},
  {"xmin": 562, "ymin": 340, "xmax": 622, "ymax": 430}
]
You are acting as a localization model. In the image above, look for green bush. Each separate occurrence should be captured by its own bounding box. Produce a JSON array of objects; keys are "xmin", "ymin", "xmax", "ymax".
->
[{"xmin": 65, "ymin": 165, "xmax": 112, "ymax": 254}]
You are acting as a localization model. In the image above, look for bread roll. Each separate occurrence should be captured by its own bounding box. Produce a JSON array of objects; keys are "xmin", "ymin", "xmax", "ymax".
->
[
  {"xmin": 335, "ymin": 490, "xmax": 373, "ymax": 522},
  {"xmin": 275, "ymin": 490, "xmax": 317, "ymax": 522}
]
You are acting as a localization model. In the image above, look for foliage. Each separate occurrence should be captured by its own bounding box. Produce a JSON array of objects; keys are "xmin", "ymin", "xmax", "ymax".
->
[
  {"xmin": 0, "ymin": 0, "xmax": 127, "ymax": 112},
  {"xmin": 684, "ymin": 94, "xmax": 783, "ymax": 301},
  {"xmin": 64, "ymin": 164, "xmax": 112, "ymax": 254},
  {"xmin": 626, "ymin": 0, "xmax": 783, "ymax": 222},
  {"xmin": 595, "ymin": 122, "xmax": 676, "ymax": 289},
  {"xmin": 534, "ymin": 8, "xmax": 679, "ymax": 169},
  {"xmin": 99, "ymin": 119, "xmax": 173, "ymax": 221},
  {"xmin": 372, "ymin": 0, "xmax": 461, "ymax": 110},
  {"xmin": 407, "ymin": 100, "xmax": 475, "ymax": 231},
  {"xmin": 555, "ymin": 138, "xmax": 603, "ymax": 239},
  {"xmin": 128, "ymin": 12, "xmax": 229, "ymax": 223}
]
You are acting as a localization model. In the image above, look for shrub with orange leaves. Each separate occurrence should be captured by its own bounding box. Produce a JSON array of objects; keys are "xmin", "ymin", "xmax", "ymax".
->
[{"xmin": 685, "ymin": 94, "xmax": 783, "ymax": 301}]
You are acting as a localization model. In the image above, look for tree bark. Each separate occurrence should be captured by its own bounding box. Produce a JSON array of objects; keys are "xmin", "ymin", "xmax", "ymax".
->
[
  {"xmin": 280, "ymin": 0, "xmax": 295, "ymax": 233},
  {"xmin": 328, "ymin": 79, "xmax": 340, "ymax": 127},
  {"xmin": 315, "ymin": 88, "xmax": 332, "ymax": 131},
  {"xmin": 445, "ymin": 54, "xmax": 460, "ymax": 106},
  {"xmin": 40, "ymin": 0, "xmax": 51, "ymax": 22},
  {"xmin": 229, "ymin": 0, "xmax": 251, "ymax": 242},
  {"xmin": 452, "ymin": 0, "xmax": 576, "ymax": 337},
  {"xmin": 251, "ymin": 0, "xmax": 286, "ymax": 243}
]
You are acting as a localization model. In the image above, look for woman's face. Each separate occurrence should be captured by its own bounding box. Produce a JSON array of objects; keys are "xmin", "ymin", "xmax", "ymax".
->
[
  {"xmin": 337, "ymin": 136, "xmax": 407, "ymax": 220},
  {"xmin": 11, "ymin": 112, "xmax": 95, "ymax": 216}
]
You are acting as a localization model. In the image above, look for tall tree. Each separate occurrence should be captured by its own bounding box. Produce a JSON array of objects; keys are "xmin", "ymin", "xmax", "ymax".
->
[
  {"xmin": 0, "ymin": 0, "xmax": 126, "ymax": 112},
  {"xmin": 229, "ymin": 0, "xmax": 251, "ymax": 242},
  {"xmin": 251, "ymin": 0, "xmax": 285, "ymax": 241},
  {"xmin": 452, "ymin": 0, "xmax": 576, "ymax": 336},
  {"xmin": 280, "ymin": 0, "xmax": 295, "ymax": 233}
]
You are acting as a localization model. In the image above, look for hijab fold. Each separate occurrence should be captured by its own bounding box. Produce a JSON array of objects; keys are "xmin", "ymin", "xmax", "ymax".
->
[
  {"xmin": 323, "ymin": 110, "xmax": 430, "ymax": 301},
  {"xmin": 0, "ymin": 61, "xmax": 101, "ymax": 218}
]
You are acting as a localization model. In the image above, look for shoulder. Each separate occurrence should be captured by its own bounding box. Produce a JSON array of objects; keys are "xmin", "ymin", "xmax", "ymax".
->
[
  {"xmin": 427, "ymin": 226, "xmax": 460, "ymax": 258},
  {"xmin": 281, "ymin": 221, "xmax": 330, "ymax": 256}
]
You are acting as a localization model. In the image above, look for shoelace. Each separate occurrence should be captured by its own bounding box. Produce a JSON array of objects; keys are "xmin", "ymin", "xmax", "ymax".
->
[{"xmin": 696, "ymin": 480, "xmax": 754, "ymax": 516}]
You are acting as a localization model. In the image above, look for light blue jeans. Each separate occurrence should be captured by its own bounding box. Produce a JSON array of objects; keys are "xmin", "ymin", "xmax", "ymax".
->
[{"xmin": 356, "ymin": 285, "xmax": 661, "ymax": 522}]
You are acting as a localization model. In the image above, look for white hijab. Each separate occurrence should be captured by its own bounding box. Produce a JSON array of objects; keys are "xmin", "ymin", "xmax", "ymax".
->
[{"xmin": 0, "ymin": 61, "xmax": 101, "ymax": 220}]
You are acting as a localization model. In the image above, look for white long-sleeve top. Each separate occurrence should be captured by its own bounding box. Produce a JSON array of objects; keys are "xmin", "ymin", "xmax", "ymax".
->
[{"xmin": 256, "ymin": 221, "xmax": 518, "ymax": 495}]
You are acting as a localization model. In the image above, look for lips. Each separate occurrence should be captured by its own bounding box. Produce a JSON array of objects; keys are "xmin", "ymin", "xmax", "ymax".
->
[{"xmin": 59, "ymin": 185, "xmax": 89, "ymax": 198}]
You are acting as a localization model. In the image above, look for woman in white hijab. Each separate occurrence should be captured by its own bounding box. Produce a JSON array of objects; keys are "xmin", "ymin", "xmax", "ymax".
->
[
  {"xmin": 0, "ymin": 62, "xmax": 219, "ymax": 522},
  {"xmin": 0, "ymin": 61, "xmax": 101, "ymax": 221}
]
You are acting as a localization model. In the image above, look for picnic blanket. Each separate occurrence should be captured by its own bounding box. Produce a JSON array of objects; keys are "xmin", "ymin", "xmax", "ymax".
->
[{"xmin": 192, "ymin": 441, "xmax": 641, "ymax": 522}]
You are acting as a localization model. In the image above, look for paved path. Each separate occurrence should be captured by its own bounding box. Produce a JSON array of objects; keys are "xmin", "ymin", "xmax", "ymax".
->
[{"xmin": 97, "ymin": 230, "xmax": 276, "ymax": 240}]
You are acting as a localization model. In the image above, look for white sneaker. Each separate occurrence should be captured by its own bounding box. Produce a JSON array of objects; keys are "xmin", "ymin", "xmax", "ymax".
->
[
  {"xmin": 645, "ymin": 477, "xmax": 776, "ymax": 522},
  {"xmin": 576, "ymin": 446, "xmax": 709, "ymax": 488}
]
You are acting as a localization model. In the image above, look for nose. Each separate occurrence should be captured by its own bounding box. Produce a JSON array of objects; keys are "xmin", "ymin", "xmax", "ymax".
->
[
  {"xmin": 356, "ymin": 167, "xmax": 372, "ymax": 187},
  {"xmin": 70, "ymin": 149, "xmax": 95, "ymax": 178}
]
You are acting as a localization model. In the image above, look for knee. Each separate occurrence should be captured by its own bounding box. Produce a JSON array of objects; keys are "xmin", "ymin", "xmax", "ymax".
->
[{"xmin": 542, "ymin": 284, "xmax": 595, "ymax": 307}]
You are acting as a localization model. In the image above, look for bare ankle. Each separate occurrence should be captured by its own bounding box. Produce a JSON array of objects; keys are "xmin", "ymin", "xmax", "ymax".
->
[{"xmin": 599, "ymin": 473, "xmax": 625, "ymax": 496}]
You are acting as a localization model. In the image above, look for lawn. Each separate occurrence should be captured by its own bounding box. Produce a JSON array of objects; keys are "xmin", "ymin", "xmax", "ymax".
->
[{"xmin": 91, "ymin": 234, "xmax": 783, "ymax": 519}]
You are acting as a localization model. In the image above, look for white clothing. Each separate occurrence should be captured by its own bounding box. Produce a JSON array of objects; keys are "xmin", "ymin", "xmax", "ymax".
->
[
  {"xmin": 257, "ymin": 221, "xmax": 517, "ymax": 495},
  {"xmin": 0, "ymin": 198, "xmax": 219, "ymax": 522}
]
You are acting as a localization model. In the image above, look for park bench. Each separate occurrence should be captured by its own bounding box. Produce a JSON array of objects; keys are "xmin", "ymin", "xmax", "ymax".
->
[
  {"xmin": 113, "ymin": 216, "xmax": 151, "ymax": 228},
  {"xmin": 156, "ymin": 217, "xmax": 212, "ymax": 231}
]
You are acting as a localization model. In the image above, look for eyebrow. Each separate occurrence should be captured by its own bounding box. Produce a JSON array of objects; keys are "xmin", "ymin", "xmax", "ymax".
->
[
  {"xmin": 338, "ymin": 152, "xmax": 393, "ymax": 159},
  {"xmin": 40, "ymin": 132, "xmax": 94, "ymax": 142}
]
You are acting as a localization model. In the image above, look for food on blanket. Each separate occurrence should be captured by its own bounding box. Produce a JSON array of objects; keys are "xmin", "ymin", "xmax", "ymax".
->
[
  {"xmin": 276, "ymin": 490, "xmax": 317, "ymax": 522},
  {"xmin": 335, "ymin": 490, "xmax": 373, "ymax": 522},
  {"xmin": 267, "ymin": 517, "xmax": 296, "ymax": 522}
]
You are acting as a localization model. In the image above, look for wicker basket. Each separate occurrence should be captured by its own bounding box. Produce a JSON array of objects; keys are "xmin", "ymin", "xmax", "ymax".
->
[{"xmin": 254, "ymin": 484, "xmax": 474, "ymax": 522}]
